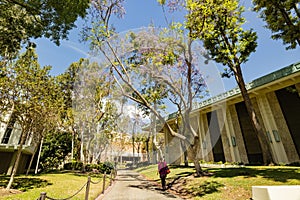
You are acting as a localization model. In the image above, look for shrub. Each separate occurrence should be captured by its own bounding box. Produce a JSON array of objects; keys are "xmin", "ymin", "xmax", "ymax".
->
[
  {"xmin": 63, "ymin": 161, "xmax": 114, "ymax": 173},
  {"xmin": 63, "ymin": 161, "xmax": 83, "ymax": 170},
  {"xmin": 137, "ymin": 161, "xmax": 149, "ymax": 168},
  {"xmin": 287, "ymin": 161, "xmax": 300, "ymax": 167}
]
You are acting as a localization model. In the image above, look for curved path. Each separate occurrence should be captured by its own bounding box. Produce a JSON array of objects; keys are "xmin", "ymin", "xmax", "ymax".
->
[{"xmin": 96, "ymin": 169, "xmax": 183, "ymax": 200}]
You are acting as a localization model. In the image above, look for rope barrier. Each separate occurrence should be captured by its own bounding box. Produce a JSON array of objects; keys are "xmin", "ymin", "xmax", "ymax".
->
[
  {"xmin": 40, "ymin": 182, "xmax": 87, "ymax": 200},
  {"xmin": 90, "ymin": 178, "xmax": 102, "ymax": 184},
  {"xmin": 38, "ymin": 170, "xmax": 116, "ymax": 200}
]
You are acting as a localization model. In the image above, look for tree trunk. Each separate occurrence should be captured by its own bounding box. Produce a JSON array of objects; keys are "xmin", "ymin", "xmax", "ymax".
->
[
  {"xmin": 35, "ymin": 137, "xmax": 44, "ymax": 174},
  {"xmin": 26, "ymin": 144, "xmax": 38, "ymax": 176},
  {"xmin": 190, "ymin": 144, "xmax": 203, "ymax": 176},
  {"xmin": 193, "ymin": 158, "xmax": 203, "ymax": 176},
  {"xmin": 80, "ymin": 130, "xmax": 85, "ymax": 163},
  {"xmin": 145, "ymin": 138, "xmax": 150, "ymax": 163},
  {"xmin": 71, "ymin": 130, "xmax": 74, "ymax": 160},
  {"xmin": 180, "ymin": 141, "xmax": 189, "ymax": 166},
  {"xmin": 6, "ymin": 130, "xmax": 27, "ymax": 189},
  {"xmin": 234, "ymin": 65, "xmax": 274, "ymax": 164}
]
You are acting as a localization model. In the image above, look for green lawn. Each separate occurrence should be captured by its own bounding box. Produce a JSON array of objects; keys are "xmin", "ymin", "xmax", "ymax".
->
[
  {"xmin": 0, "ymin": 171, "xmax": 111, "ymax": 200},
  {"xmin": 136, "ymin": 165, "xmax": 300, "ymax": 200}
]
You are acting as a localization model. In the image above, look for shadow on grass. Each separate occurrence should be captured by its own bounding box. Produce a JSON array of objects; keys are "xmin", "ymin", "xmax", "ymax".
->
[
  {"xmin": 209, "ymin": 167, "xmax": 300, "ymax": 183},
  {"xmin": 189, "ymin": 180, "xmax": 224, "ymax": 197},
  {"xmin": 37, "ymin": 170, "xmax": 102, "ymax": 178},
  {"xmin": 0, "ymin": 176, "xmax": 51, "ymax": 191}
]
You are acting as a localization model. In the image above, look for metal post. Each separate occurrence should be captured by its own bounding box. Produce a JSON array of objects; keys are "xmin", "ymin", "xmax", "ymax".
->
[
  {"xmin": 102, "ymin": 172, "xmax": 106, "ymax": 194},
  {"xmin": 85, "ymin": 176, "xmax": 91, "ymax": 200},
  {"xmin": 40, "ymin": 192, "xmax": 46, "ymax": 200}
]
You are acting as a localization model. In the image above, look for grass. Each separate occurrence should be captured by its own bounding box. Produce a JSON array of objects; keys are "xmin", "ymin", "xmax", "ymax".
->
[
  {"xmin": 136, "ymin": 165, "xmax": 300, "ymax": 200},
  {"xmin": 0, "ymin": 171, "xmax": 111, "ymax": 200}
]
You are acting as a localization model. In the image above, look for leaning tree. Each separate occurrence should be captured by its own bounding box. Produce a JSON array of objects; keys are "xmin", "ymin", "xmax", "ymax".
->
[
  {"xmin": 186, "ymin": 0, "xmax": 274, "ymax": 164},
  {"xmin": 81, "ymin": 0, "xmax": 221, "ymax": 176}
]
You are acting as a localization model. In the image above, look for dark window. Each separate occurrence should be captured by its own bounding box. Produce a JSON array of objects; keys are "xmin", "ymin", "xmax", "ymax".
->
[
  {"xmin": 1, "ymin": 113, "xmax": 17, "ymax": 144},
  {"xmin": 275, "ymin": 86, "xmax": 300, "ymax": 157}
]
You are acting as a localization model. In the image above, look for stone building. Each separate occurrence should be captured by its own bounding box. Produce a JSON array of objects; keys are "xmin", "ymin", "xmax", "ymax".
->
[{"xmin": 163, "ymin": 62, "xmax": 300, "ymax": 165}]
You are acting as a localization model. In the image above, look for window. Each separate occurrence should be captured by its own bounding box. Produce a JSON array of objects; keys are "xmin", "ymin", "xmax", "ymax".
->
[{"xmin": 1, "ymin": 113, "xmax": 17, "ymax": 144}]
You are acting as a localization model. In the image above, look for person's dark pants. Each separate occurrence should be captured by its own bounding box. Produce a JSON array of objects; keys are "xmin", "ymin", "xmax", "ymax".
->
[{"xmin": 160, "ymin": 174, "xmax": 166, "ymax": 190}]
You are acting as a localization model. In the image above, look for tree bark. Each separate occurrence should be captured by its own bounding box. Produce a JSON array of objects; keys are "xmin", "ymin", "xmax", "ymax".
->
[
  {"xmin": 35, "ymin": 137, "xmax": 44, "ymax": 174},
  {"xmin": 6, "ymin": 129, "xmax": 27, "ymax": 189},
  {"xmin": 26, "ymin": 144, "xmax": 38, "ymax": 176},
  {"xmin": 191, "ymin": 145, "xmax": 203, "ymax": 176},
  {"xmin": 234, "ymin": 65, "xmax": 274, "ymax": 164},
  {"xmin": 180, "ymin": 141, "xmax": 189, "ymax": 167}
]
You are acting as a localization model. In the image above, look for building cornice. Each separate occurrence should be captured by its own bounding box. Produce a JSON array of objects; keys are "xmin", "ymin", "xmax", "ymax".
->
[{"xmin": 166, "ymin": 61, "xmax": 300, "ymax": 120}]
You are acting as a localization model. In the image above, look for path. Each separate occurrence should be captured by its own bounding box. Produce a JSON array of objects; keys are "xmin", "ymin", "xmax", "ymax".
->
[{"xmin": 96, "ymin": 169, "xmax": 183, "ymax": 200}]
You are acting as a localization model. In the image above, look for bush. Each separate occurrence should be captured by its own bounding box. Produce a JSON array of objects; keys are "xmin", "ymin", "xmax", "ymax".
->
[
  {"xmin": 64, "ymin": 161, "xmax": 115, "ymax": 174},
  {"xmin": 125, "ymin": 162, "xmax": 134, "ymax": 168},
  {"xmin": 99, "ymin": 162, "xmax": 114, "ymax": 174},
  {"xmin": 63, "ymin": 161, "xmax": 83, "ymax": 170},
  {"xmin": 137, "ymin": 161, "xmax": 149, "ymax": 168},
  {"xmin": 287, "ymin": 161, "xmax": 300, "ymax": 167},
  {"xmin": 40, "ymin": 132, "xmax": 72, "ymax": 172}
]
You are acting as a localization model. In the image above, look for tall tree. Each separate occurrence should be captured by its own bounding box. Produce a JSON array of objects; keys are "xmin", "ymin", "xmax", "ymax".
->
[
  {"xmin": 82, "ymin": 0, "xmax": 209, "ymax": 175},
  {"xmin": 128, "ymin": 26, "xmax": 207, "ymax": 174},
  {"xmin": 71, "ymin": 59, "xmax": 120, "ymax": 164},
  {"xmin": 0, "ymin": 47, "xmax": 61, "ymax": 189},
  {"xmin": 186, "ymin": 0, "xmax": 273, "ymax": 164},
  {"xmin": 56, "ymin": 59, "xmax": 85, "ymax": 161},
  {"xmin": 253, "ymin": 0, "xmax": 300, "ymax": 49},
  {"xmin": 0, "ymin": 0, "xmax": 90, "ymax": 58}
]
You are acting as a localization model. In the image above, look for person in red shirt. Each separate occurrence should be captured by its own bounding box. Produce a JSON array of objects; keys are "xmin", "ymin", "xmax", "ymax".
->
[{"xmin": 158, "ymin": 157, "xmax": 169, "ymax": 190}]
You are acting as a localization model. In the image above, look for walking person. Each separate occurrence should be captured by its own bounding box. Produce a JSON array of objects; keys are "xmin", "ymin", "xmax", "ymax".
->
[{"xmin": 158, "ymin": 157, "xmax": 169, "ymax": 190}]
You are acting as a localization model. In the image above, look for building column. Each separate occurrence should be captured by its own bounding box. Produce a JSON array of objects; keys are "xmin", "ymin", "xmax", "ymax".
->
[
  {"xmin": 228, "ymin": 104, "xmax": 248, "ymax": 164},
  {"xmin": 6, "ymin": 151, "xmax": 18, "ymax": 175},
  {"xmin": 267, "ymin": 91, "xmax": 299, "ymax": 162},
  {"xmin": 199, "ymin": 112, "xmax": 213, "ymax": 162},
  {"xmin": 256, "ymin": 94, "xmax": 288, "ymax": 163},
  {"xmin": 216, "ymin": 107, "xmax": 233, "ymax": 162}
]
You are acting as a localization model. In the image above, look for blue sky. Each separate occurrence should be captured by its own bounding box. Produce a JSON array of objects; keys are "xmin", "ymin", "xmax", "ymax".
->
[{"xmin": 35, "ymin": 0, "xmax": 300, "ymax": 91}]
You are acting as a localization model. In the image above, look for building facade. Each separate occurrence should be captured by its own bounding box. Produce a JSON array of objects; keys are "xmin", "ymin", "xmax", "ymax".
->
[
  {"xmin": 0, "ymin": 112, "xmax": 36, "ymax": 174},
  {"xmin": 163, "ymin": 62, "xmax": 300, "ymax": 165}
]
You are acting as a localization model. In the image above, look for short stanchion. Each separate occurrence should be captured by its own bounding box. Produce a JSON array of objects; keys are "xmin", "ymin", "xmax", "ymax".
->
[
  {"xmin": 102, "ymin": 172, "xmax": 106, "ymax": 194},
  {"xmin": 85, "ymin": 176, "xmax": 91, "ymax": 200},
  {"xmin": 39, "ymin": 192, "xmax": 46, "ymax": 200},
  {"xmin": 110, "ymin": 172, "xmax": 113, "ymax": 186}
]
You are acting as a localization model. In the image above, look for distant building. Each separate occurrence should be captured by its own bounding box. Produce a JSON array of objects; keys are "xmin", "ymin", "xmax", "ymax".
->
[
  {"xmin": 161, "ymin": 62, "xmax": 300, "ymax": 165},
  {"xmin": 100, "ymin": 132, "xmax": 146, "ymax": 164}
]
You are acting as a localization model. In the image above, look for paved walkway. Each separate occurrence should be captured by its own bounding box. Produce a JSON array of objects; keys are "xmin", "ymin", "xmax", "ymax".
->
[{"xmin": 96, "ymin": 169, "xmax": 183, "ymax": 200}]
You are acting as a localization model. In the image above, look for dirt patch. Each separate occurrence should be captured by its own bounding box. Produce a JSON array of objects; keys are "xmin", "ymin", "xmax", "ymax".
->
[
  {"xmin": 168, "ymin": 176, "xmax": 194, "ymax": 199},
  {"xmin": 0, "ymin": 187, "xmax": 22, "ymax": 197}
]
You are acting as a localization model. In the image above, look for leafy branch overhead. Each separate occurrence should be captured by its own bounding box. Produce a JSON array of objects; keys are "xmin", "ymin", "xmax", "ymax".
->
[
  {"xmin": 253, "ymin": 0, "xmax": 300, "ymax": 49},
  {"xmin": 0, "ymin": 0, "xmax": 90, "ymax": 58}
]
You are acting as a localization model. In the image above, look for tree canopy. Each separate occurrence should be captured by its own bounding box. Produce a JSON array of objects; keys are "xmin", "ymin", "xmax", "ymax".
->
[
  {"xmin": 186, "ymin": 0, "xmax": 273, "ymax": 164},
  {"xmin": 0, "ymin": 47, "xmax": 62, "ymax": 189},
  {"xmin": 0, "ymin": 0, "xmax": 90, "ymax": 58},
  {"xmin": 253, "ymin": 0, "xmax": 300, "ymax": 49}
]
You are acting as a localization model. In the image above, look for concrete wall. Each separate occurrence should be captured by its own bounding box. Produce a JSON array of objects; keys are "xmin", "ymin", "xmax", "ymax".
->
[{"xmin": 163, "ymin": 75, "xmax": 300, "ymax": 165}]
